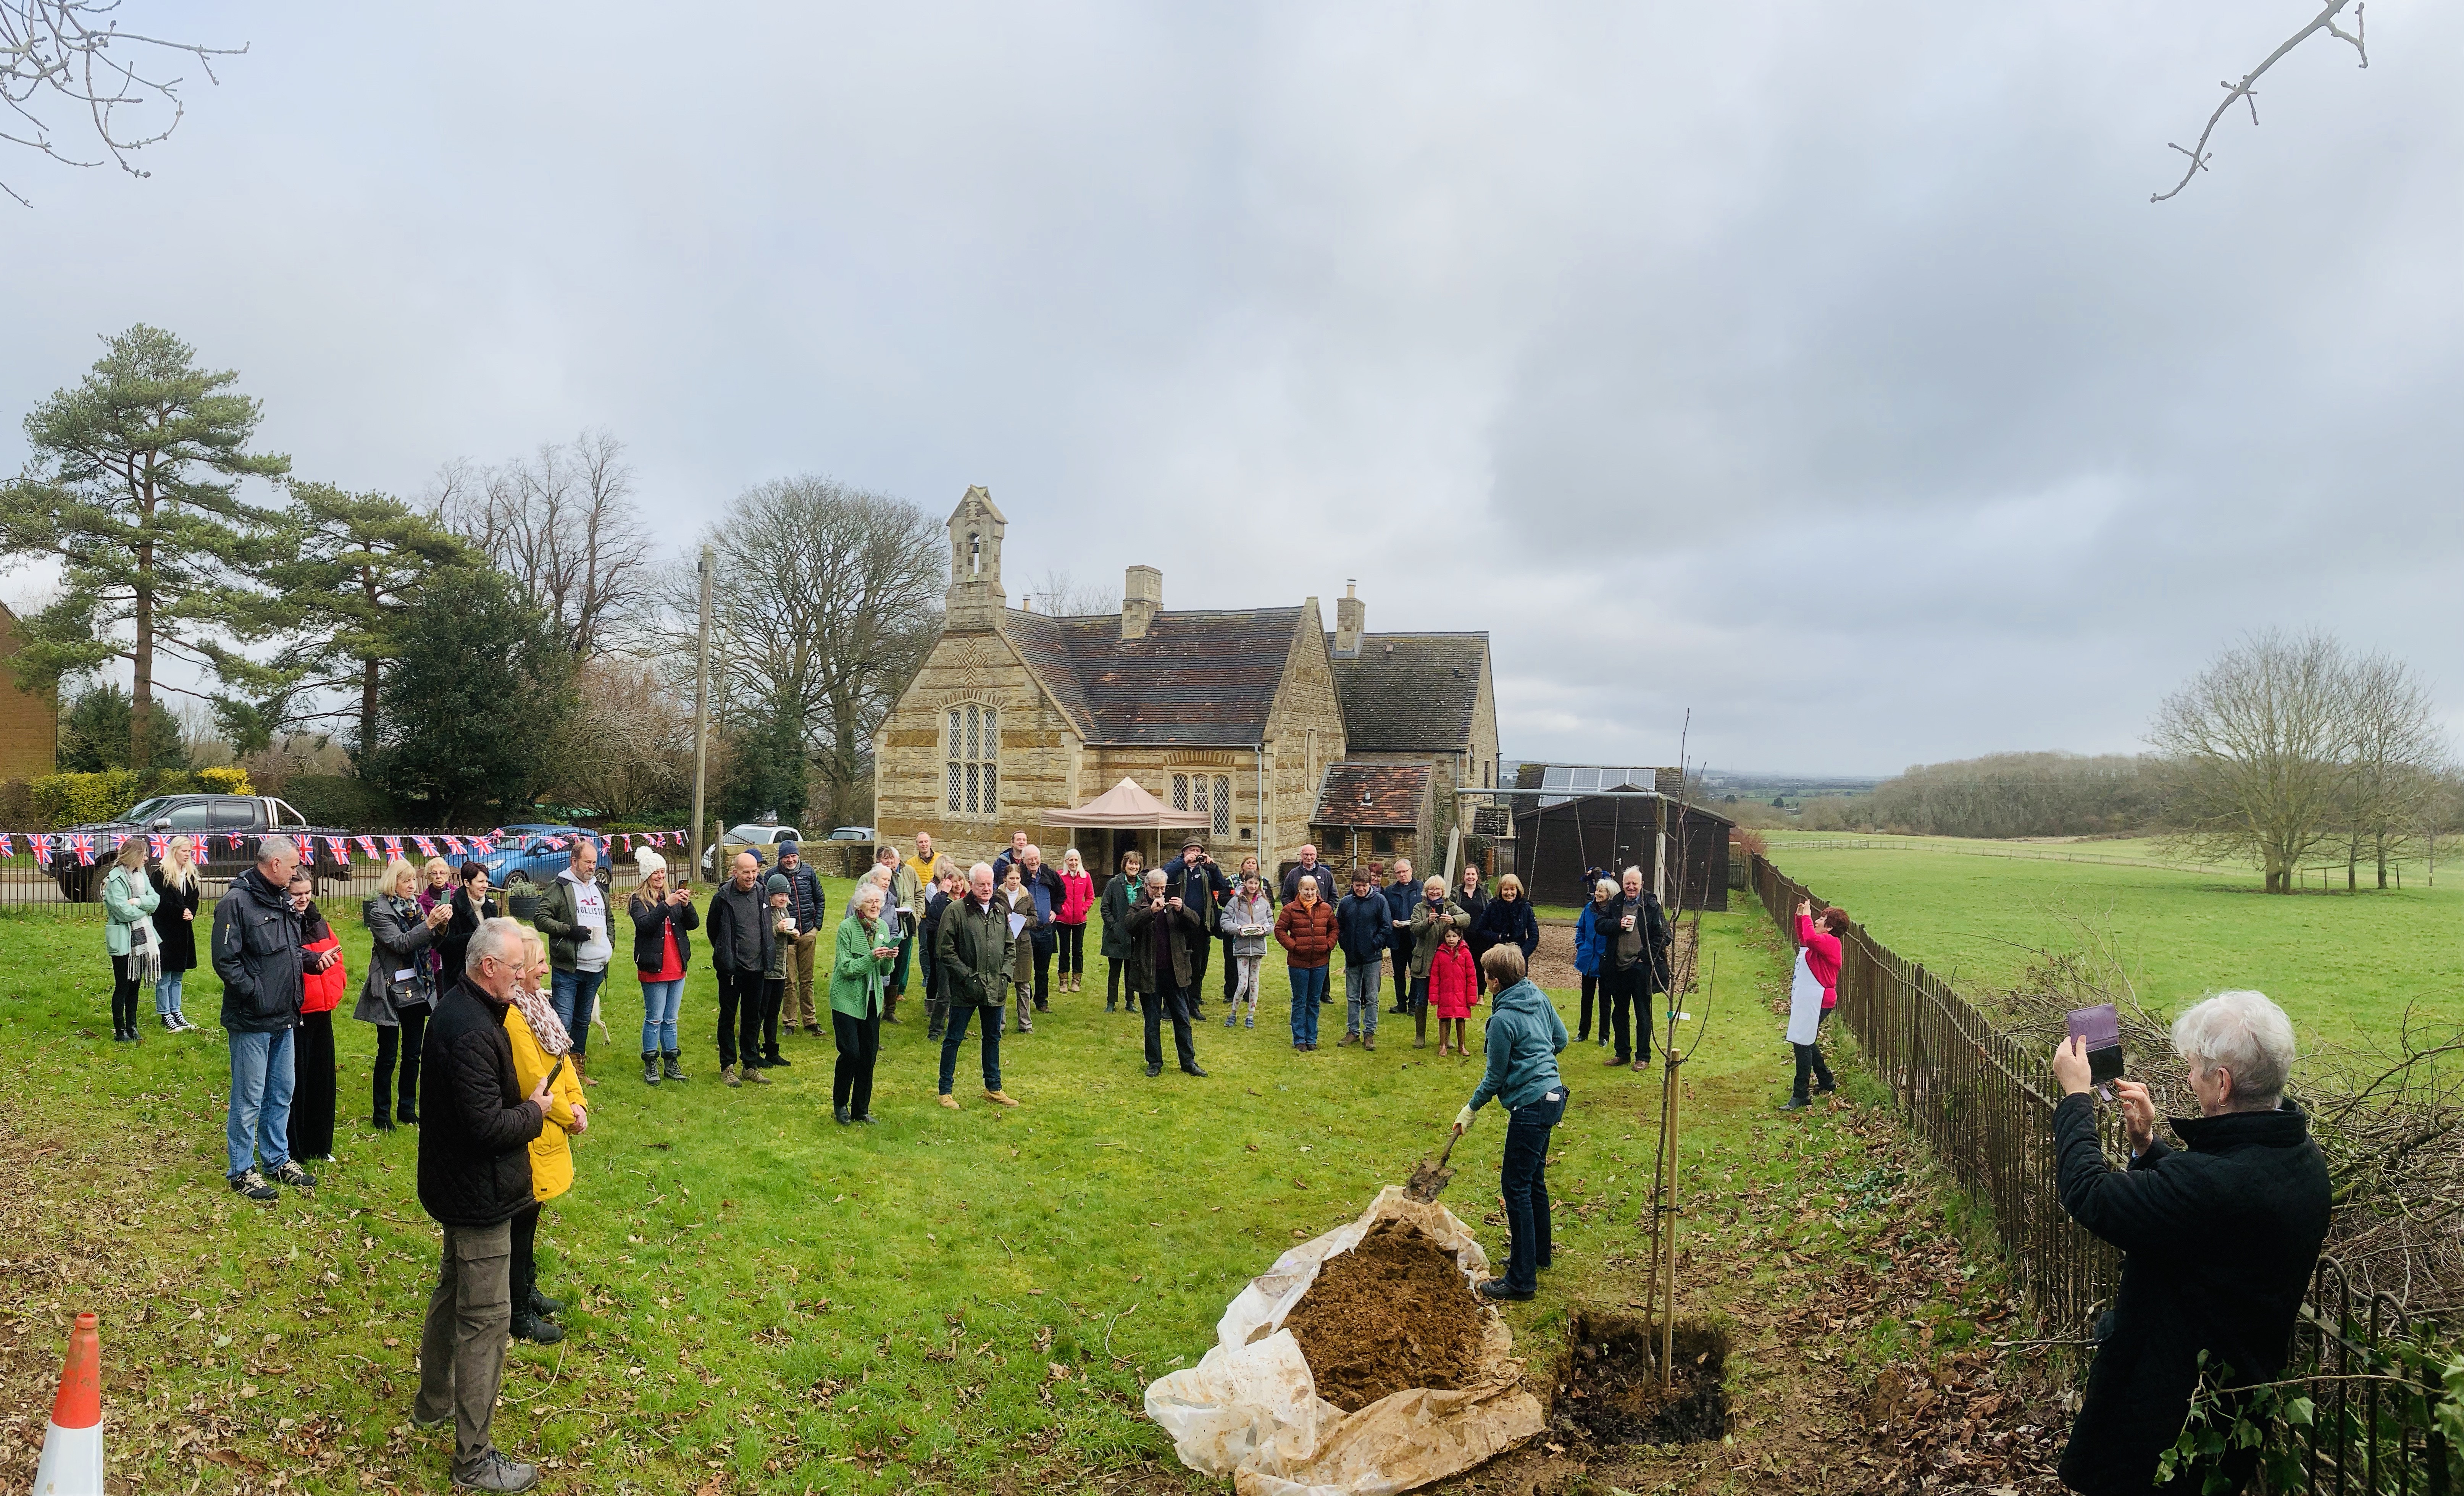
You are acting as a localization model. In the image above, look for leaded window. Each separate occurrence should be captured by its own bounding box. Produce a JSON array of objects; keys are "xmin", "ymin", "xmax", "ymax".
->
[
  {"xmin": 1212, "ymin": 775, "xmax": 1232, "ymax": 837},
  {"xmin": 947, "ymin": 704, "xmax": 998, "ymax": 816}
]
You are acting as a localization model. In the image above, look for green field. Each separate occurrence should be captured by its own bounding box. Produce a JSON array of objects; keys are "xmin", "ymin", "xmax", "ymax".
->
[{"xmin": 1759, "ymin": 832, "xmax": 2464, "ymax": 1050}]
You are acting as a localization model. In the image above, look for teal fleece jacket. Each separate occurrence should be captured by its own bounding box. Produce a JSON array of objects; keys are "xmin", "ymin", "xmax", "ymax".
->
[{"xmin": 1468, "ymin": 977, "xmax": 1567, "ymax": 1114}]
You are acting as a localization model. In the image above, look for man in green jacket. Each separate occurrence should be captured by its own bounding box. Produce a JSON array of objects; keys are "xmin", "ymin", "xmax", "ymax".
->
[
  {"xmin": 932, "ymin": 863, "xmax": 1018, "ymax": 1109},
  {"xmin": 1406, "ymin": 876, "xmax": 1471, "ymax": 1049}
]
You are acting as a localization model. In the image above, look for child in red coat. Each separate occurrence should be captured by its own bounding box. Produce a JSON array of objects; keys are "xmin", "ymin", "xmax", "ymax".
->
[{"xmin": 1427, "ymin": 926, "xmax": 1480, "ymax": 1057}]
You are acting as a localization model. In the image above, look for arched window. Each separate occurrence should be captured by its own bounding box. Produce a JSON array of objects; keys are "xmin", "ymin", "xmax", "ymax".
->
[
  {"xmin": 946, "ymin": 704, "xmax": 998, "ymax": 816},
  {"xmin": 1212, "ymin": 775, "xmax": 1233, "ymax": 837}
]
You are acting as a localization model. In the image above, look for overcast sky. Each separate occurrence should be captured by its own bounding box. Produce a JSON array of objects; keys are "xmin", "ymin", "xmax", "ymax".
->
[{"xmin": 6, "ymin": 2, "xmax": 2458, "ymax": 777}]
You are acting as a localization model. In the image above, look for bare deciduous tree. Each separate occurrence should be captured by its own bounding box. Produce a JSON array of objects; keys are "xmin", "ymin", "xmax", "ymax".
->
[
  {"xmin": 430, "ymin": 428, "xmax": 650, "ymax": 661},
  {"xmin": 2151, "ymin": 629, "xmax": 2361, "ymax": 893},
  {"xmin": 544, "ymin": 658, "xmax": 694, "ymax": 822},
  {"xmin": 2338, "ymin": 651, "xmax": 2444, "ymax": 889},
  {"xmin": 0, "ymin": 1, "xmax": 242, "ymax": 206},
  {"xmin": 2152, "ymin": 0, "xmax": 2367, "ymax": 203},
  {"xmin": 661, "ymin": 476, "xmax": 944, "ymax": 829},
  {"xmin": 1018, "ymin": 567, "xmax": 1118, "ymax": 618}
]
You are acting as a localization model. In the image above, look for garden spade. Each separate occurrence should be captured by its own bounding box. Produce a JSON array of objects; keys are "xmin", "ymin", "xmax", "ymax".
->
[{"xmin": 1404, "ymin": 1124, "xmax": 1464, "ymax": 1203}]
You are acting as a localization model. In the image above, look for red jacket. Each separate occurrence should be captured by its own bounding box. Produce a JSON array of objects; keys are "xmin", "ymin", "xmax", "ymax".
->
[
  {"xmin": 1058, "ymin": 871, "xmax": 1095, "ymax": 925},
  {"xmin": 1428, "ymin": 939, "xmax": 1479, "ymax": 1013},
  {"xmin": 1274, "ymin": 899, "xmax": 1339, "ymax": 969},
  {"xmin": 300, "ymin": 931, "xmax": 347, "ymax": 1015},
  {"xmin": 1798, "ymin": 914, "xmax": 1841, "ymax": 1008}
]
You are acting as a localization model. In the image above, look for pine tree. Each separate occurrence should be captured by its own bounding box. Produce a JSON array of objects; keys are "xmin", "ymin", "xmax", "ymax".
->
[
  {"xmin": 363, "ymin": 568, "xmax": 574, "ymax": 826},
  {"xmin": 246, "ymin": 481, "xmax": 479, "ymax": 756},
  {"xmin": 0, "ymin": 326, "xmax": 290, "ymax": 767}
]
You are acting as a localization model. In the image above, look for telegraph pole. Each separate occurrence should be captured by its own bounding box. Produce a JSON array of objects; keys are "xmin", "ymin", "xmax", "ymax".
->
[{"xmin": 689, "ymin": 544, "xmax": 713, "ymax": 881}]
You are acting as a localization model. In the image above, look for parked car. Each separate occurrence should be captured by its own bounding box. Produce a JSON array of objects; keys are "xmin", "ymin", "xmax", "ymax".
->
[
  {"xmin": 824, "ymin": 826, "xmax": 875, "ymax": 842},
  {"xmin": 469, "ymin": 825, "xmax": 608, "ymax": 893},
  {"xmin": 702, "ymin": 823, "xmax": 803, "ymax": 877},
  {"xmin": 54, "ymin": 794, "xmax": 350, "ymax": 902}
]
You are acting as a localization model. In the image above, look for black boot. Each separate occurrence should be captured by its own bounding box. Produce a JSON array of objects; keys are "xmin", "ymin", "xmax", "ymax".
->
[
  {"xmin": 662, "ymin": 1050, "xmax": 688, "ymax": 1082},
  {"xmin": 642, "ymin": 1050, "xmax": 661, "ymax": 1085},
  {"xmin": 763, "ymin": 1048, "xmax": 789, "ymax": 1067}
]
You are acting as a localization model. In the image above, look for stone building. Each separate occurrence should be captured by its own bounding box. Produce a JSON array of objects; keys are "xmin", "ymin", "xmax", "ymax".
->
[
  {"xmin": 0, "ymin": 599, "xmax": 58, "ymax": 781},
  {"xmin": 873, "ymin": 488, "xmax": 1502, "ymax": 878}
]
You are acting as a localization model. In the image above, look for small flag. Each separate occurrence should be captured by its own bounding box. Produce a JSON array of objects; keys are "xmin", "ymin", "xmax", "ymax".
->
[
  {"xmin": 0, "ymin": 832, "xmax": 13, "ymax": 858},
  {"xmin": 381, "ymin": 835, "xmax": 404, "ymax": 860},
  {"xmin": 413, "ymin": 836, "xmax": 437, "ymax": 859},
  {"xmin": 29, "ymin": 834, "xmax": 50, "ymax": 866},
  {"xmin": 148, "ymin": 835, "xmax": 168, "ymax": 860},
  {"xmin": 469, "ymin": 836, "xmax": 494, "ymax": 854},
  {"xmin": 327, "ymin": 837, "xmax": 352, "ymax": 865},
  {"xmin": 294, "ymin": 835, "xmax": 314, "ymax": 865},
  {"xmin": 71, "ymin": 834, "xmax": 95, "ymax": 866},
  {"xmin": 443, "ymin": 835, "xmax": 466, "ymax": 855},
  {"xmin": 108, "ymin": 832, "xmax": 128, "ymax": 852}
]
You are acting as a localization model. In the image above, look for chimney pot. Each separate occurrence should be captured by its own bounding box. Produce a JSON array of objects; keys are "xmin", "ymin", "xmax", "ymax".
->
[
  {"xmin": 1121, "ymin": 564, "xmax": 1162, "ymax": 640},
  {"xmin": 1333, "ymin": 583, "xmax": 1367, "ymax": 658}
]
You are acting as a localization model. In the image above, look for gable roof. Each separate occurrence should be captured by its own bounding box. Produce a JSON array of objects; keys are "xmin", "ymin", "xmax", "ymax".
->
[
  {"xmin": 1003, "ymin": 606, "xmax": 1303, "ymax": 746},
  {"xmin": 1325, "ymin": 632, "xmax": 1487, "ymax": 753},
  {"xmin": 1310, "ymin": 761, "xmax": 1431, "ymax": 829}
]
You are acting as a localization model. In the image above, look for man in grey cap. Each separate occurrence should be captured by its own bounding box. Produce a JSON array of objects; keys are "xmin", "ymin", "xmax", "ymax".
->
[{"xmin": 772, "ymin": 839, "xmax": 826, "ymax": 1036}]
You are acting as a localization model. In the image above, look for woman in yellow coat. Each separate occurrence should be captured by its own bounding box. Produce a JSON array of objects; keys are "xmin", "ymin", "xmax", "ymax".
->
[{"xmin": 504, "ymin": 931, "xmax": 587, "ymax": 1344}]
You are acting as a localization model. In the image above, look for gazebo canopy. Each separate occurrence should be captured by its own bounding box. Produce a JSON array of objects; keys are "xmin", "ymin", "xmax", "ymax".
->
[{"xmin": 1041, "ymin": 777, "xmax": 1208, "ymax": 829}]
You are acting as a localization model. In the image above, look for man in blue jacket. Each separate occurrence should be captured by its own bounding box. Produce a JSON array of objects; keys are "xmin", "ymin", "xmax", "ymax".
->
[
  {"xmin": 1334, "ymin": 867, "xmax": 1390, "ymax": 1049},
  {"xmin": 1381, "ymin": 859, "xmax": 1417, "ymax": 1013}
]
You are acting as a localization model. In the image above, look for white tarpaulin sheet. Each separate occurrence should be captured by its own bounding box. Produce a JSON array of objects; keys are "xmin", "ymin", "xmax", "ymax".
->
[
  {"xmin": 1786, "ymin": 948, "xmax": 1825, "ymax": 1046},
  {"xmin": 1143, "ymin": 1186, "xmax": 1546, "ymax": 1496}
]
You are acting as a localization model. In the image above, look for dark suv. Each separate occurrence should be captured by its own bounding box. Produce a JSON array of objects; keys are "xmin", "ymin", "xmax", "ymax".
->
[{"xmin": 55, "ymin": 794, "xmax": 350, "ymax": 901}]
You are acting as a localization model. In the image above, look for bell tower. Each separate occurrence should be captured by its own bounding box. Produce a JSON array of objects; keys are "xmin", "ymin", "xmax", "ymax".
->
[{"xmin": 944, "ymin": 485, "xmax": 1008, "ymax": 633}]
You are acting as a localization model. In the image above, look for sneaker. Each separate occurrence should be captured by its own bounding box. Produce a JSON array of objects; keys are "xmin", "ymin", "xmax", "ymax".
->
[
  {"xmin": 229, "ymin": 1168, "xmax": 278, "ymax": 1202},
  {"xmin": 1225, "ymin": 1014, "xmax": 1236, "ymax": 1027},
  {"xmin": 271, "ymin": 1160, "xmax": 318, "ymax": 1189},
  {"xmin": 1244, "ymin": 1016, "xmax": 1254, "ymax": 1029},
  {"xmin": 745, "ymin": 1066, "xmax": 771, "ymax": 1085},
  {"xmin": 449, "ymin": 1449, "xmax": 541, "ymax": 1493},
  {"xmin": 721, "ymin": 1065, "xmax": 741, "ymax": 1088}
]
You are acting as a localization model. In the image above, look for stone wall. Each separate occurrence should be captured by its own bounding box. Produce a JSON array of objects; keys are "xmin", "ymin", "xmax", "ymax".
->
[
  {"xmin": 872, "ymin": 628, "xmax": 1080, "ymax": 869},
  {"xmin": 1259, "ymin": 610, "xmax": 1346, "ymax": 868}
]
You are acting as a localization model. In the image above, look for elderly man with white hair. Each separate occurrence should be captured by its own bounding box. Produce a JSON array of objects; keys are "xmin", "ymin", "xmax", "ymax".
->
[{"xmin": 2049, "ymin": 989, "xmax": 2330, "ymax": 1496}]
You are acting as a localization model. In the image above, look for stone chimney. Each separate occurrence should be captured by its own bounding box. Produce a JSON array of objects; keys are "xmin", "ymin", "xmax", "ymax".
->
[
  {"xmin": 1332, "ymin": 580, "xmax": 1365, "ymax": 658},
  {"xmin": 1121, "ymin": 564, "xmax": 1162, "ymax": 640}
]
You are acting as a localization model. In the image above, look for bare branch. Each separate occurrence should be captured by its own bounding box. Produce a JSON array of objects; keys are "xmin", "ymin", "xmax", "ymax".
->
[
  {"xmin": 2153, "ymin": 0, "xmax": 2368, "ymax": 204},
  {"xmin": 0, "ymin": 1, "xmax": 245, "ymax": 206}
]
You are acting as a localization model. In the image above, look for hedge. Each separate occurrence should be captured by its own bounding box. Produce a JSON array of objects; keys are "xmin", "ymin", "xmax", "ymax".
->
[{"xmin": 21, "ymin": 767, "xmax": 256, "ymax": 830}]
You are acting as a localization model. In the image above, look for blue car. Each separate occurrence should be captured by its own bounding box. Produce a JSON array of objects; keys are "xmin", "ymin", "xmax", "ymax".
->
[{"xmin": 473, "ymin": 825, "xmax": 607, "ymax": 892}]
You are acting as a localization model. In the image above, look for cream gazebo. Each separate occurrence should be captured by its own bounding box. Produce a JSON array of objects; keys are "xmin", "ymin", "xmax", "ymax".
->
[{"xmin": 1041, "ymin": 778, "xmax": 1208, "ymax": 873}]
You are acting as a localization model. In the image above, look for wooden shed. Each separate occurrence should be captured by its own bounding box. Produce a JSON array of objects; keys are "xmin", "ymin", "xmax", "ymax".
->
[{"xmin": 1510, "ymin": 788, "xmax": 1734, "ymax": 912}]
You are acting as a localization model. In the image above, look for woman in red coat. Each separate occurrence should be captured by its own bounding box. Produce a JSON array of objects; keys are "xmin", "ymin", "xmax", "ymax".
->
[
  {"xmin": 287, "ymin": 868, "xmax": 350, "ymax": 1162},
  {"xmin": 1785, "ymin": 899, "xmax": 1848, "ymax": 1110},
  {"xmin": 1425, "ymin": 926, "xmax": 1480, "ymax": 1057},
  {"xmin": 1055, "ymin": 848, "xmax": 1096, "ymax": 995},
  {"xmin": 1273, "ymin": 876, "xmax": 1339, "ymax": 1052}
]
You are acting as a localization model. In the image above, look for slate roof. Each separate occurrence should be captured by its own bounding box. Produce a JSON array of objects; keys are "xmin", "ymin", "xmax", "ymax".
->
[
  {"xmin": 1324, "ymin": 633, "xmax": 1487, "ymax": 752},
  {"xmin": 1310, "ymin": 762, "xmax": 1432, "ymax": 829},
  {"xmin": 1003, "ymin": 606, "xmax": 1302, "ymax": 746}
]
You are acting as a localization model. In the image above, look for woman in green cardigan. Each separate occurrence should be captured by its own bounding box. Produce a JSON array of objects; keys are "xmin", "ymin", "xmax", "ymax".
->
[
  {"xmin": 830, "ymin": 882, "xmax": 899, "ymax": 1125},
  {"xmin": 103, "ymin": 838, "xmax": 162, "ymax": 1044}
]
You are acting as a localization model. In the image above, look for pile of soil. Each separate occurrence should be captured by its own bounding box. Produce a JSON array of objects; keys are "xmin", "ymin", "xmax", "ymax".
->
[
  {"xmin": 1554, "ymin": 1309, "xmax": 1729, "ymax": 1445},
  {"xmin": 1282, "ymin": 1218, "xmax": 1488, "ymax": 1412}
]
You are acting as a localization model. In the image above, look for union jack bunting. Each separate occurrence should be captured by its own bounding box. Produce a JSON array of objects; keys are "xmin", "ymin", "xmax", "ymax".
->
[
  {"xmin": 108, "ymin": 832, "xmax": 129, "ymax": 852},
  {"xmin": 328, "ymin": 837, "xmax": 353, "ymax": 864},
  {"xmin": 226, "ymin": 833, "xmax": 245, "ymax": 850},
  {"xmin": 413, "ymin": 836, "xmax": 437, "ymax": 858},
  {"xmin": 29, "ymin": 834, "xmax": 50, "ymax": 867},
  {"xmin": 70, "ymin": 834, "xmax": 95, "ymax": 866},
  {"xmin": 443, "ymin": 835, "xmax": 466, "ymax": 855},
  {"xmin": 381, "ymin": 835, "xmax": 405, "ymax": 860},
  {"xmin": 469, "ymin": 836, "xmax": 494, "ymax": 854},
  {"xmin": 293, "ymin": 835, "xmax": 314, "ymax": 864},
  {"xmin": 0, "ymin": 832, "xmax": 13, "ymax": 858},
  {"xmin": 544, "ymin": 835, "xmax": 566, "ymax": 850},
  {"xmin": 148, "ymin": 835, "xmax": 169, "ymax": 860}
]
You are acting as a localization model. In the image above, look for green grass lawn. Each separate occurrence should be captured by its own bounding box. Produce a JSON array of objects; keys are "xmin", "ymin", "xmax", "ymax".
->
[
  {"xmin": 1760, "ymin": 837, "xmax": 2464, "ymax": 1050},
  {"xmin": 1, "ymin": 885, "xmax": 2049, "ymax": 1494}
]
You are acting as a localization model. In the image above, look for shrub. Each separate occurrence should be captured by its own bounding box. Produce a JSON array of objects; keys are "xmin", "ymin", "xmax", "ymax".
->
[
  {"xmin": 0, "ymin": 779, "xmax": 35, "ymax": 832},
  {"xmin": 29, "ymin": 770, "xmax": 141, "ymax": 826},
  {"xmin": 281, "ymin": 774, "xmax": 408, "ymax": 830},
  {"xmin": 1731, "ymin": 827, "xmax": 1768, "ymax": 859},
  {"xmin": 194, "ymin": 766, "xmax": 254, "ymax": 795}
]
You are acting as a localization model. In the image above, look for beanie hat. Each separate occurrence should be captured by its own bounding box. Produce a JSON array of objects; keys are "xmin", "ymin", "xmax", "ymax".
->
[
  {"xmin": 765, "ymin": 872, "xmax": 789, "ymax": 897},
  {"xmin": 776, "ymin": 838, "xmax": 799, "ymax": 856},
  {"xmin": 636, "ymin": 846, "xmax": 666, "ymax": 879}
]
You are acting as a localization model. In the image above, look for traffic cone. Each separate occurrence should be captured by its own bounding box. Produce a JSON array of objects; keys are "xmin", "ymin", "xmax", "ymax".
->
[{"xmin": 31, "ymin": 1311, "xmax": 103, "ymax": 1496}]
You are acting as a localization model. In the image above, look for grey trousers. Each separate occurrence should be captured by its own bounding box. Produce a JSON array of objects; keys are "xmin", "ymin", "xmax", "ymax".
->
[{"xmin": 415, "ymin": 1218, "xmax": 513, "ymax": 1465}]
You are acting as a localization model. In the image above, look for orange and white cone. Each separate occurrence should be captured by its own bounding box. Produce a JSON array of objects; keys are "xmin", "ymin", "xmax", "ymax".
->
[{"xmin": 31, "ymin": 1311, "xmax": 103, "ymax": 1496}]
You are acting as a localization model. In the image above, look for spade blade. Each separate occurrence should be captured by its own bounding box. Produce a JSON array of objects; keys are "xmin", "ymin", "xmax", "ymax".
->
[{"xmin": 1403, "ymin": 1159, "xmax": 1456, "ymax": 1202}]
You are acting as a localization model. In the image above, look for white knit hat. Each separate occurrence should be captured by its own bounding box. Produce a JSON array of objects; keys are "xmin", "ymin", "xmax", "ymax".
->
[{"xmin": 636, "ymin": 845, "xmax": 666, "ymax": 879}]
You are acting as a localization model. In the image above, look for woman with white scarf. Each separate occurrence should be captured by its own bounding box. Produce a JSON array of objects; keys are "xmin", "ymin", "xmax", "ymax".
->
[
  {"xmin": 503, "ymin": 931, "xmax": 588, "ymax": 1344},
  {"xmin": 102, "ymin": 838, "xmax": 160, "ymax": 1044}
]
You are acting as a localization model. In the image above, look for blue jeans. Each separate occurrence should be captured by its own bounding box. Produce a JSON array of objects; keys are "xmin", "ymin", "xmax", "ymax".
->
[
  {"xmin": 938, "ymin": 1002, "xmax": 1003, "ymax": 1095},
  {"xmin": 1499, "ymin": 1085, "xmax": 1568, "ymax": 1292},
  {"xmin": 640, "ymin": 978, "xmax": 684, "ymax": 1053},
  {"xmin": 1289, "ymin": 964, "xmax": 1328, "ymax": 1044},
  {"xmin": 1344, "ymin": 961, "xmax": 1381, "ymax": 1037},
  {"xmin": 226, "ymin": 1027, "xmax": 297, "ymax": 1177},
  {"xmin": 156, "ymin": 968, "xmax": 186, "ymax": 1018},
  {"xmin": 552, "ymin": 967, "xmax": 607, "ymax": 1058}
]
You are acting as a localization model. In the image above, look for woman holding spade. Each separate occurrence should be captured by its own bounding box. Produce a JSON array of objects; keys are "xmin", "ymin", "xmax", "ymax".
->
[{"xmin": 1448, "ymin": 943, "xmax": 1568, "ymax": 1302}]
